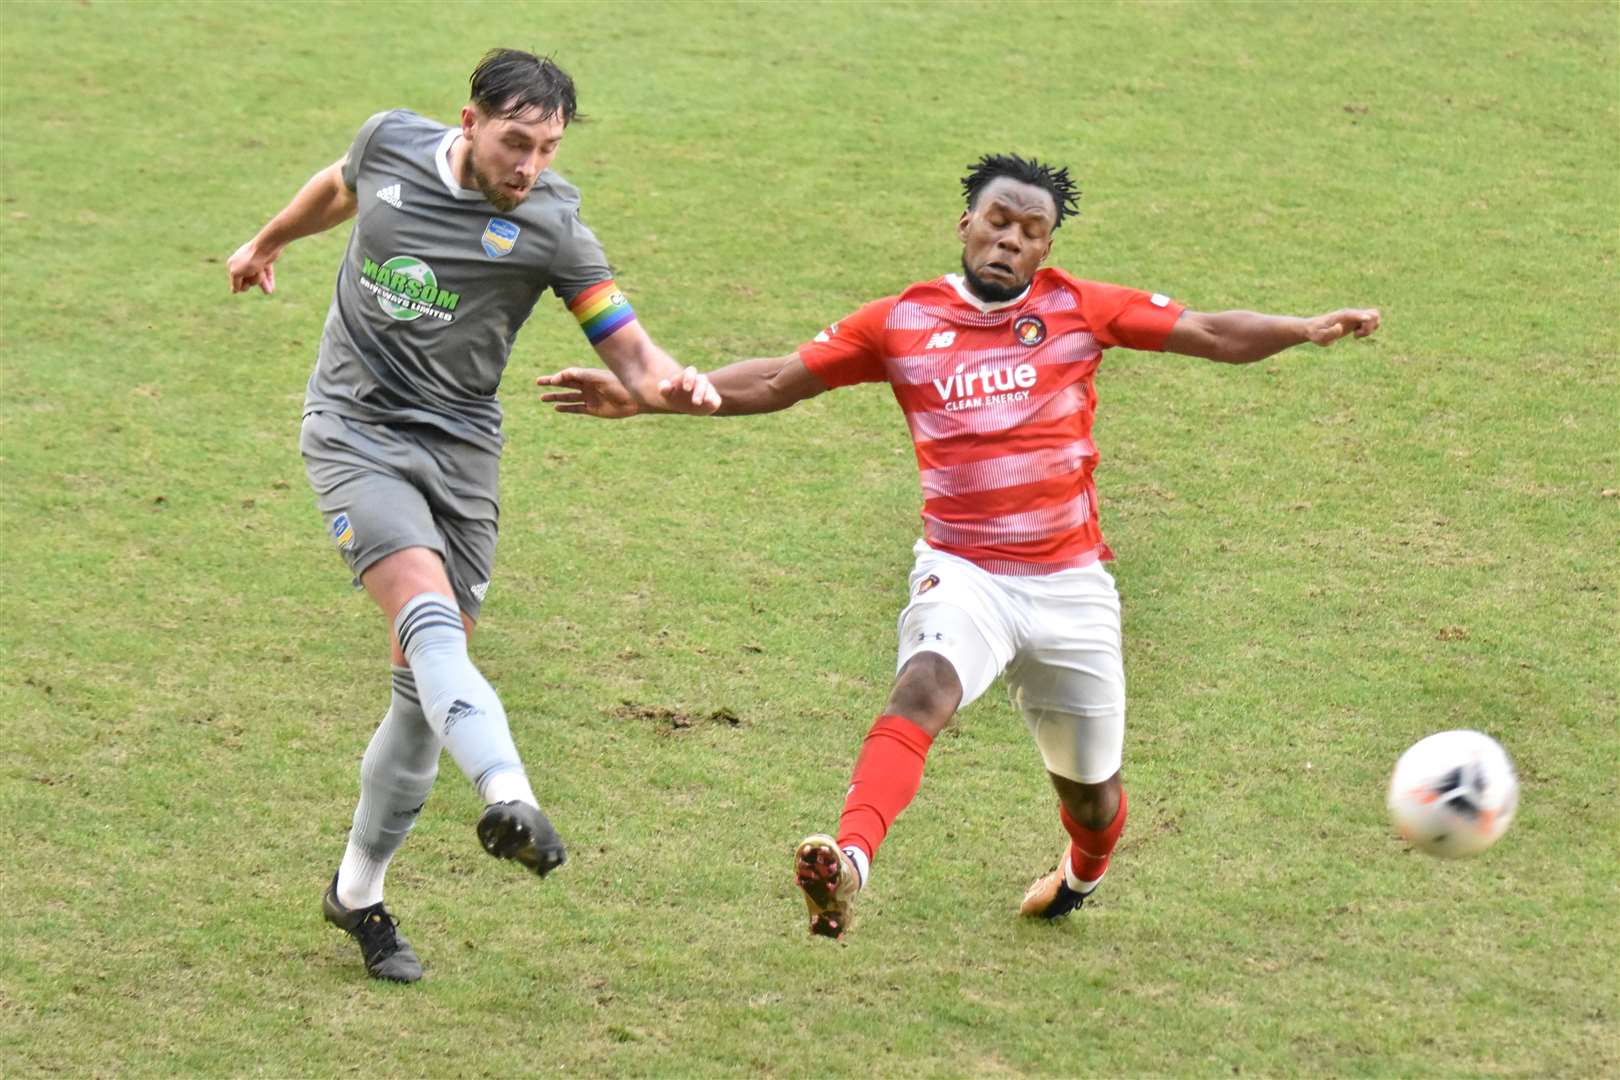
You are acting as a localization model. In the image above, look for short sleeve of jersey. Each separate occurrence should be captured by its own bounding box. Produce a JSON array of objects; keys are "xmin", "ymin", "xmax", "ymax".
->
[
  {"xmin": 340, "ymin": 111, "xmax": 395, "ymax": 192},
  {"xmin": 547, "ymin": 210, "xmax": 613, "ymax": 306},
  {"xmin": 797, "ymin": 296, "xmax": 897, "ymax": 388},
  {"xmin": 1064, "ymin": 276, "xmax": 1185, "ymax": 352}
]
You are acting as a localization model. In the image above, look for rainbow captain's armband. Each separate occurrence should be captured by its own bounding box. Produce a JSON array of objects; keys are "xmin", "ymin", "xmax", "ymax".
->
[{"xmin": 568, "ymin": 279, "xmax": 637, "ymax": 344}]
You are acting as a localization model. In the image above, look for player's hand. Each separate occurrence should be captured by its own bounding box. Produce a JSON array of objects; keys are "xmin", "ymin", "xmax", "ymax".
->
[
  {"xmin": 1306, "ymin": 308, "xmax": 1380, "ymax": 345},
  {"xmin": 656, "ymin": 365, "xmax": 722, "ymax": 415},
  {"xmin": 536, "ymin": 367, "xmax": 642, "ymax": 419},
  {"xmin": 227, "ymin": 240, "xmax": 279, "ymax": 295}
]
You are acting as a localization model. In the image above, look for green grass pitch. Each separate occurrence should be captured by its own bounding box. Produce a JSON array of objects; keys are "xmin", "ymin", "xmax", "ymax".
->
[{"xmin": 2, "ymin": 1, "xmax": 1615, "ymax": 1075}]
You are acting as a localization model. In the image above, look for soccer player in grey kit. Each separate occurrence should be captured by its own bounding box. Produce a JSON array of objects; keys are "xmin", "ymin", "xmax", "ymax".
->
[{"xmin": 227, "ymin": 49, "xmax": 720, "ymax": 982}]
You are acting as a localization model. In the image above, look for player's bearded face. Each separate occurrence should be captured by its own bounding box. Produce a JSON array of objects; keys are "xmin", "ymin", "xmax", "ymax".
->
[
  {"xmin": 461, "ymin": 105, "xmax": 566, "ymax": 212},
  {"xmin": 961, "ymin": 258, "xmax": 1027, "ymax": 304},
  {"xmin": 957, "ymin": 179, "xmax": 1055, "ymax": 303},
  {"xmin": 467, "ymin": 143, "xmax": 526, "ymax": 212}
]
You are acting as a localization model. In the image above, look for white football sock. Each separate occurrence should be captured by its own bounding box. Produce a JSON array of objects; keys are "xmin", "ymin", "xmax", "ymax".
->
[
  {"xmin": 394, "ymin": 593, "xmax": 537, "ymax": 809},
  {"xmin": 482, "ymin": 770, "xmax": 538, "ymax": 807},
  {"xmin": 337, "ymin": 847, "xmax": 391, "ymax": 911},
  {"xmin": 842, "ymin": 845, "xmax": 870, "ymax": 890},
  {"xmin": 1063, "ymin": 852, "xmax": 1104, "ymax": 895},
  {"xmin": 336, "ymin": 666, "xmax": 440, "ymax": 909}
]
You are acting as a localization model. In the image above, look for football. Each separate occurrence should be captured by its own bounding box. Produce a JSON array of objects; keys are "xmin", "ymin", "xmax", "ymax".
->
[{"xmin": 1387, "ymin": 730, "xmax": 1519, "ymax": 858}]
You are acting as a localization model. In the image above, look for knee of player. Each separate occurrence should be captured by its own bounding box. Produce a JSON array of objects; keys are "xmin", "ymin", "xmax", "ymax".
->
[
  {"xmin": 885, "ymin": 653, "xmax": 964, "ymax": 732},
  {"xmin": 1051, "ymin": 768, "xmax": 1122, "ymax": 828}
]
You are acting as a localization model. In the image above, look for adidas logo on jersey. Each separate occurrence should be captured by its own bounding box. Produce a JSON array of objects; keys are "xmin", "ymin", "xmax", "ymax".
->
[{"xmin": 376, "ymin": 183, "xmax": 404, "ymax": 209}]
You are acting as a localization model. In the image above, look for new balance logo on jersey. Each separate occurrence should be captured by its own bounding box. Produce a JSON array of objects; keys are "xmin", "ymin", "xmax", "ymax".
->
[
  {"xmin": 926, "ymin": 331, "xmax": 956, "ymax": 350},
  {"xmin": 933, "ymin": 361, "xmax": 1038, "ymax": 412},
  {"xmin": 813, "ymin": 321, "xmax": 841, "ymax": 344},
  {"xmin": 376, "ymin": 183, "xmax": 403, "ymax": 209}
]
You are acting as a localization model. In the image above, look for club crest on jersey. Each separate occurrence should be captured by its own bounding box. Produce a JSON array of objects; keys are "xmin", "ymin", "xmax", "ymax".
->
[
  {"xmin": 1014, "ymin": 315, "xmax": 1046, "ymax": 347},
  {"xmin": 331, "ymin": 513, "xmax": 355, "ymax": 550},
  {"xmin": 915, "ymin": 574, "xmax": 940, "ymax": 596},
  {"xmin": 482, "ymin": 218, "xmax": 520, "ymax": 258}
]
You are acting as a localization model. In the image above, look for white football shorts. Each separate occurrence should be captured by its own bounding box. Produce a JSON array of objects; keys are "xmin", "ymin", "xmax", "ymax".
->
[{"xmin": 895, "ymin": 539, "xmax": 1125, "ymax": 784}]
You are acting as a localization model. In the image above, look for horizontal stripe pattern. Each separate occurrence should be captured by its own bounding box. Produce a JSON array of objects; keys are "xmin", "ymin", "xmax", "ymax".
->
[
  {"xmin": 919, "ymin": 439, "xmax": 1095, "ymax": 500},
  {"xmin": 567, "ymin": 279, "xmax": 619, "ymax": 316},
  {"xmin": 884, "ymin": 334, "xmax": 1100, "ymax": 387},
  {"xmin": 912, "ymin": 417, "xmax": 1086, "ymax": 470},
  {"xmin": 905, "ymin": 382, "xmax": 1085, "ymax": 443},
  {"xmin": 1032, "ymin": 287, "xmax": 1077, "ymax": 313},
  {"xmin": 922, "ymin": 493, "xmax": 1090, "ymax": 549},
  {"xmin": 568, "ymin": 279, "xmax": 637, "ymax": 344},
  {"xmin": 886, "ymin": 298, "xmax": 946, "ymax": 330},
  {"xmin": 856, "ymin": 272, "xmax": 1139, "ymax": 575},
  {"xmin": 391, "ymin": 667, "xmax": 420, "ymax": 705},
  {"xmin": 964, "ymin": 546, "xmax": 1107, "ymax": 577},
  {"xmin": 913, "ymin": 302, "xmax": 1022, "ymax": 328},
  {"xmin": 396, "ymin": 599, "xmax": 463, "ymax": 657}
]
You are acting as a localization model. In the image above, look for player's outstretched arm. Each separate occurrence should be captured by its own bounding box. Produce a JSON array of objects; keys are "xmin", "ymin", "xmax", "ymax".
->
[
  {"xmin": 227, "ymin": 159, "xmax": 358, "ymax": 295},
  {"xmin": 537, "ymin": 351, "xmax": 827, "ymax": 419},
  {"xmin": 1164, "ymin": 308, "xmax": 1380, "ymax": 364},
  {"xmin": 584, "ymin": 322, "xmax": 722, "ymax": 416}
]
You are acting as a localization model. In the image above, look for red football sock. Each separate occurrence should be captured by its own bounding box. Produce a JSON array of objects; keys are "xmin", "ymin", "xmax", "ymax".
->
[
  {"xmin": 836, "ymin": 714, "xmax": 935, "ymax": 861},
  {"xmin": 1060, "ymin": 787, "xmax": 1128, "ymax": 887}
]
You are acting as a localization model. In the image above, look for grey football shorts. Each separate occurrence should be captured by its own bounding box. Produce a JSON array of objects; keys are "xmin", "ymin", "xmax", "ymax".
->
[{"xmin": 299, "ymin": 410, "xmax": 499, "ymax": 621}]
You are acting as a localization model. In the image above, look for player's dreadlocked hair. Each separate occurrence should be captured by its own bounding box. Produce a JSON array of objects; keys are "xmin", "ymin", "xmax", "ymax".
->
[
  {"xmin": 469, "ymin": 48, "xmax": 580, "ymax": 124},
  {"xmin": 961, "ymin": 154, "xmax": 1080, "ymax": 229}
]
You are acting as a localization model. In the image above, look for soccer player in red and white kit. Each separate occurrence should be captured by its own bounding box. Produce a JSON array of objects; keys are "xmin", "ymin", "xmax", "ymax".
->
[{"xmin": 538, "ymin": 154, "xmax": 1380, "ymax": 938}]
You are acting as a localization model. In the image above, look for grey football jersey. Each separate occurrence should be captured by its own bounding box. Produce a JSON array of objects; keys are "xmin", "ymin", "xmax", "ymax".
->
[{"xmin": 305, "ymin": 110, "xmax": 612, "ymax": 451}]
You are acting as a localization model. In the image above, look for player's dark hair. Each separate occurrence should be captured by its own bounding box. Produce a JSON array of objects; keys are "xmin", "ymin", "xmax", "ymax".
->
[
  {"xmin": 961, "ymin": 154, "xmax": 1080, "ymax": 229},
  {"xmin": 469, "ymin": 48, "xmax": 580, "ymax": 124}
]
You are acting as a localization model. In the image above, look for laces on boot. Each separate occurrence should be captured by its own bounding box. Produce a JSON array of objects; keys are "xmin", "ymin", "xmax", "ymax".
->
[{"xmin": 350, "ymin": 906, "xmax": 405, "ymax": 961}]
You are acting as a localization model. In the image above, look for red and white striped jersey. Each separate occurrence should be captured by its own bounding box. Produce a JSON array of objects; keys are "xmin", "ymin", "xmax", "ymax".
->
[{"xmin": 799, "ymin": 268, "xmax": 1183, "ymax": 575}]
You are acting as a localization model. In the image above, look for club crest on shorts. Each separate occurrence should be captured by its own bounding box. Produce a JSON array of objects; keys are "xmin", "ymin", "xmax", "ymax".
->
[
  {"xmin": 331, "ymin": 513, "xmax": 355, "ymax": 549},
  {"xmin": 481, "ymin": 217, "xmax": 520, "ymax": 258},
  {"xmin": 1014, "ymin": 315, "xmax": 1046, "ymax": 347},
  {"xmin": 915, "ymin": 574, "xmax": 940, "ymax": 596}
]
